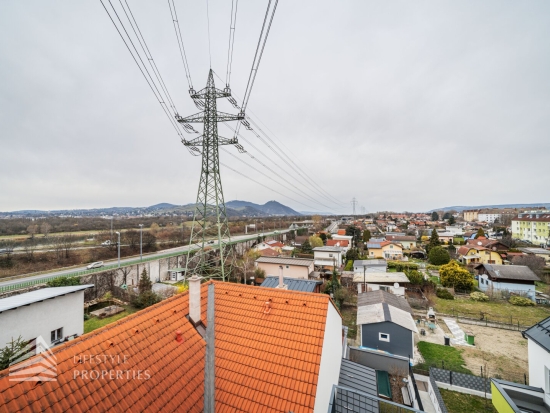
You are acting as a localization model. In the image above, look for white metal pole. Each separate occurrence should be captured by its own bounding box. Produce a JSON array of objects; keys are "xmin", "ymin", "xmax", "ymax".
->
[
  {"xmin": 116, "ymin": 232, "xmax": 120, "ymax": 268},
  {"xmin": 139, "ymin": 224, "xmax": 143, "ymax": 261}
]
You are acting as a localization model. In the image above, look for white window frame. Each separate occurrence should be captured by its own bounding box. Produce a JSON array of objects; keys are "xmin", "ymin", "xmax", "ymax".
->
[
  {"xmin": 379, "ymin": 333, "xmax": 390, "ymax": 342},
  {"xmin": 51, "ymin": 327, "xmax": 63, "ymax": 343}
]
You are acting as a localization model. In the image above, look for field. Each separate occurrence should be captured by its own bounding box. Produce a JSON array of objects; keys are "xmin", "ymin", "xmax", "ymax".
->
[
  {"xmin": 84, "ymin": 305, "xmax": 139, "ymax": 333},
  {"xmin": 439, "ymin": 389, "xmax": 496, "ymax": 413},
  {"xmin": 433, "ymin": 296, "xmax": 550, "ymax": 326}
]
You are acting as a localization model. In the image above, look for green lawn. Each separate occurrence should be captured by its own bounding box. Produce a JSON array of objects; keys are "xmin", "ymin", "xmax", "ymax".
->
[
  {"xmin": 341, "ymin": 304, "xmax": 357, "ymax": 341},
  {"xmin": 417, "ymin": 342, "xmax": 472, "ymax": 374},
  {"xmin": 439, "ymin": 389, "xmax": 496, "ymax": 413},
  {"xmin": 84, "ymin": 305, "xmax": 139, "ymax": 334},
  {"xmin": 433, "ymin": 297, "xmax": 550, "ymax": 326}
]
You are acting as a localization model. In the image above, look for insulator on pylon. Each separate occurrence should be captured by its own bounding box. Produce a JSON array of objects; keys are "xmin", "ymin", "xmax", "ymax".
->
[{"xmin": 227, "ymin": 96, "xmax": 239, "ymax": 109}]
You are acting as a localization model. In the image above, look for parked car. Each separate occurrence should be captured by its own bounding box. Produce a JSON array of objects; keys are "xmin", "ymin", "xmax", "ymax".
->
[
  {"xmin": 207, "ymin": 240, "xmax": 215, "ymax": 244},
  {"xmin": 86, "ymin": 261, "xmax": 104, "ymax": 270},
  {"xmin": 101, "ymin": 240, "xmax": 111, "ymax": 246}
]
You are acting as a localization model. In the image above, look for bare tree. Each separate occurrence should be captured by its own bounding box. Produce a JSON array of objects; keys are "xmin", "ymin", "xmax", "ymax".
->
[
  {"xmin": 51, "ymin": 236, "xmax": 64, "ymax": 263},
  {"xmin": 234, "ymin": 250, "xmax": 260, "ymax": 284},
  {"xmin": 26, "ymin": 224, "xmax": 39, "ymax": 240},
  {"xmin": 511, "ymin": 254, "xmax": 546, "ymax": 279},
  {"xmin": 142, "ymin": 232, "xmax": 157, "ymax": 250},
  {"xmin": 117, "ymin": 267, "xmax": 132, "ymax": 286},
  {"xmin": 23, "ymin": 239, "xmax": 37, "ymax": 262},
  {"xmin": 0, "ymin": 239, "xmax": 15, "ymax": 264},
  {"xmin": 123, "ymin": 229, "xmax": 140, "ymax": 251},
  {"xmin": 61, "ymin": 235, "xmax": 76, "ymax": 259},
  {"xmin": 40, "ymin": 222, "xmax": 52, "ymax": 238}
]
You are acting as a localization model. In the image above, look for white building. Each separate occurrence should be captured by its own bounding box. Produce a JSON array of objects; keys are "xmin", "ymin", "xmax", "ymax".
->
[
  {"xmin": 353, "ymin": 259, "xmax": 387, "ymax": 273},
  {"xmin": 352, "ymin": 272, "xmax": 410, "ymax": 297},
  {"xmin": 313, "ymin": 246, "xmax": 344, "ymax": 270},
  {"xmin": 0, "ymin": 285, "xmax": 93, "ymax": 350},
  {"xmin": 478, "ymin": 213, "xmax": 501, "ymax": 223},
  {"xmin": 476, "ymin": 264, "xmax": 540, "ymax": 301},
  {"xmin": 445, "ymin": 226, "xmax": 464, "ymax": 235}
]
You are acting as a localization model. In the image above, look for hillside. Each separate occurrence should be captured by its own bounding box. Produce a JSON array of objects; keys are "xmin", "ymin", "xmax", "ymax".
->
[{"xmin": 430, "ymin": 203, "xmax": 550, "ymax": 212}]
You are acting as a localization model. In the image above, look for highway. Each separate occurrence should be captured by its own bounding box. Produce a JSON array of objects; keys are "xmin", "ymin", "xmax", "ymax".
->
[{"xmin": 0, "ymin": 230, "xmax": 289, "ymax": 289}]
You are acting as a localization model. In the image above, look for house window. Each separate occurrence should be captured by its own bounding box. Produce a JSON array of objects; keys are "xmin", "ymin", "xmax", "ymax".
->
[
  {"xmin": 286, "ymin": 265, "xmax": 289, "ymax": 269},
  {"xmin": 328, "ymin": 254, "xmax": 333, "ymax": 258},
  {"xmin": 51, "ymin": 328, "xmax": 63, "ymax": 343},
  {"xmin": 379, "ymin": 333, "xmax": 390, "ymax": 342}
]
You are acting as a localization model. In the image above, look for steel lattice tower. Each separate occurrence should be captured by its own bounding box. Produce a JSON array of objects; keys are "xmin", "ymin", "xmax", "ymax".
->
[{"xmin": 177, "ymin": 70, "xmax": 243, "ymax": 281}]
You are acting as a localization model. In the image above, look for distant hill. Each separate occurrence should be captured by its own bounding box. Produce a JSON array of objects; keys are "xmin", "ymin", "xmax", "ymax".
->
[
  {"xmin": 430, "ymin": 203, "xmax": 550, "ymax": 212},
  {"xmin": 225, "ymin": 200, "xmax": 301, "ymax": 216},
  {"xmin": 1, "ymin": 200, "xmax": 301, "ymax": 218}
]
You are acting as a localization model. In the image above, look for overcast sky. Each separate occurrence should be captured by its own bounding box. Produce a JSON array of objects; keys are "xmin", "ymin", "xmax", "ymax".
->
[{"xmin": 1, "ymin": 1, "xmax": 549, "ymax": 214}]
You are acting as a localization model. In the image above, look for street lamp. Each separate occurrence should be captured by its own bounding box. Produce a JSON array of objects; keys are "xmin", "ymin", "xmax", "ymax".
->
[
  {"xmin": 139, "ymin": 224, "xmax": 143, "ymax": 261},
  {"xmin": 115, "ymin": 231, "xmax": 120, "ymax": 268}
]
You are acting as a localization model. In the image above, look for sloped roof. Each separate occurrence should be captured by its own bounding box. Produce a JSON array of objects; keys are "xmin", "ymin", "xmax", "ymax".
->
[
  {"xmin": 524, "ymin": 316, "xmax": 550, "ymax": 353},
  {"xmin": 0, "ymin": 285, "xmax": 94, "ymax": 313},
  {"xmin": 255, "ymin": 256, "xmax": 314, "ymax": 267},
  {"xmin": 352, "ymin": 272, "xmax": 410, "ymax": 284},
  {"xmin": 357, "ymin": 290, "xmax": 412, "ymax": 314},
  {"xmin": 326, "ymin": 239, "xmax": 349, "ymax": 247},
  {"xmin": 479, "ymin": 264, "xmax": 540, "ymax": 281},
  {"xmin": 261, "ymin": 276, "xmax": 323, "ymax": 292},
  {"xmin": 353, "ymin": 259, "xmax": 387, "ymax": 267},
  {"xmin": 258, "ymin": 248, "xmax": 280, "ymax": 257},
  {"xmin": 337, "ymin": 229, "xmax": 346, "ymax": 235},
  {"xmin": 313, "ymin": 246, "xmax": 343, "ymax": 252},
  {"xmin": 338, "ymin": 358, "xmax": 377, "ymax": 396},
  {"xmin": 356, "ymin": 302, "xmax": 418, "ymax": 333},
  {"xmin": 0, "ymin": 282, "xmax": 335, "ymax": 413}
]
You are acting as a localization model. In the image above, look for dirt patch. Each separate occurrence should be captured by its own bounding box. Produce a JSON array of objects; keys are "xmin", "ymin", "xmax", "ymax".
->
[{"xmin": 457, "ymin": 323, "xmax": 528, "ymax": 380}]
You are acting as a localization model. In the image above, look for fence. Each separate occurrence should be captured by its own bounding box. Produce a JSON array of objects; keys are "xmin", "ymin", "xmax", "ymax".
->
[
  {"xmin": 413, "ymin": 364, "xmax": 528, "ymax": 393},
  {"xmin": 428, "ymin": 370, "xmax": 448, "ymax": 413},
  {"xmin": 412, "ymin": 309, "xmax": 532, "ymax": 332}
]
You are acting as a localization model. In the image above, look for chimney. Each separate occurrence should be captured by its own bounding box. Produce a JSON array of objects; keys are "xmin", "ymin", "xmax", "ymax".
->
[
  {"xmin": 204, "ymin": 284, "xmax": 215, "ymax": 413},
  {"xmin": 189, "ymin": 275, "xmax": 201, "ymax": 325},
  {"xmin": 276, "ymin": 265, "xmax": 287, "ymax": 289}
]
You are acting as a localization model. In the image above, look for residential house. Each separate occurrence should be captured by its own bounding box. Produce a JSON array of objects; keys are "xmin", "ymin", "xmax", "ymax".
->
[
  {"xmin": 331, "ymin": 233, "xmax": 353, "ymax": 248},
  {"xmin": 463, "ymin": 209, "xmax": 479, "ymax": 222},
  {"xmin": 465, "ymin": 237, "xmax": 510, "ymax": 252},
  {"xmin": 357, "ymin": 290, "xmax": 418, "ymax": 359},
  {"xmin": 0, "ymin": 285, "xmax": 93, "ymax": 350},
  {"xmin": 255, "ymin": 256, "xmax": 314, "ymax": 280},
  {"xmin": 518, "ymin": 247, "xmax": 550, "ymax": 264},
  {"xmin": 260, "ymin": 276, "xmax": 323, "ymax": 293},
  {"xmin": 265, "ymin": 240, "xmax": 284, "ymax": 252},
  {"xmin": 366, "ymin": 241, "xmax": 403, "ymax": 260},
  {"xmin": 326, "ymin": 239, "xmax": 350, "ymax": 253},
  {"xmin": 457, "ymin": 245, "xmax": 503, "ymax": 265},
  {"xmin": 0, "ymin": 280, "xmax": 343, "ymax": 413},
  {"xmin": 475, "ymin": 263, "xmax": 540, "ymax": 301},
  {"xmin": 435, "ymin": 231, "xmax": 455, "ymax": 244},
  {"xmin": 353, "ymin": 272, "xmax": 410, "ymax": 297},
  {"xmin": 353, "ymin": 259, "xmax": 387, "ymax": 273},
  {"xmin": 492, "ymin": 316, "xmax": 550, "ymax": 412},
  {"xmin": 258, "ymin": 247, "xmax": 280, "ymax": 257},
  {"xmin": 385, "ymin": 235, "xmax": 417, "ymax": 250},
  {"xmin": 313, "ymin": 246, "xmax": 344, "ymax": 271},
  {"xmin": 512, "ymin": 212, "xmax": 550, "ymax": 246},
  {"xmin": 445, "ymin": 226, "xmax": 464, "ymax": 236}
]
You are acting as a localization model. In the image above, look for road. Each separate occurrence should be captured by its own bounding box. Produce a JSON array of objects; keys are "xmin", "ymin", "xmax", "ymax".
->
[{"xmin": 0, "ymin": 230, "xmax": 289, "ymax": 289}]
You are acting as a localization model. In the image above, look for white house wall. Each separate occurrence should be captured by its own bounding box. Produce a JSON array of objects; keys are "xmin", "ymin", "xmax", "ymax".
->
[
  {"xmin": 0, "ymin": 291, "xmax": 85, "ymax": 348},
  {"xmin": 478, "ymin": 275, "xmax": 536, "ymax": 300},
  {"xmin": 314, "ymin": 302, "xmax": 342, "ymax": 413},
  {"xmin": 528, "ymin": 339, "xmax": 550, "ymax": 406}
]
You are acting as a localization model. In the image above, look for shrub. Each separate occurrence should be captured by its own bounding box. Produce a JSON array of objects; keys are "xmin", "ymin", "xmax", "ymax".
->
[
  {"xmin": 344, "ymin": 260, "xmax": 353, "ymax": 271},
  {"xmin": 440, "ymin": 261, "xmax": 475, "ymax": 292},
  {"xmin": 406, "ymin": 270, "xmax": 424, "ymax": 285},
  {"xmin": 47, "ymin": 276, "xmax": 80, "ymax": 287},
  {"xmin": 131, "ymin": 290, "xmax": 162, "ymax": 309},
  {"xmin": 429, "ymin": 246, "xmax": 451, "ymax": 265},
  {"xmin": 509, "ymin": 296, "xmax": 535, "ymax": 306},
  {"xmin": 436, "ymin": 288, "xmax": 454, "ymax": 300},
  {"xmin": 470, "ymin": 292, "xmax": 489, "ymax": 302},
  {"xmin": 387, "ymin": 261, "xmax": 419, "ymax": 272}
]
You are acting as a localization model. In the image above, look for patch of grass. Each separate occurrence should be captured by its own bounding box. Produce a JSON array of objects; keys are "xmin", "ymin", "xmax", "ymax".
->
[
  {"xmin": 439, "ymin": 388, "xmax": 496, "ymax": 413},
  {"xmin": 340, "ymin": 304, "xmax": 357, "ymax": 341},
  {"xmin": 84, "ymin": 305, "xmax": 139, "ymax": 334},
  {"xmin": 433, "ymin": 297, "xmax": 550, "ymax": 326},
  {"xmin": 429, "ymin": 276, "xmax": 440, "ymax": 285},
  {"xmin": 417, "ymin": 342, "xmax": 472, "ymax": 374}
]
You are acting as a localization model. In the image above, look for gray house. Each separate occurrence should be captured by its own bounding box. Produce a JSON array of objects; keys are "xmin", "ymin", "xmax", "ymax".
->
[
  {"xmin": 353, "ymin": 259, "xmax": 387, "ymax": 273},
  {"xmin": 357, "ymin": 290, "xmax": 418, "ymax": 359}
]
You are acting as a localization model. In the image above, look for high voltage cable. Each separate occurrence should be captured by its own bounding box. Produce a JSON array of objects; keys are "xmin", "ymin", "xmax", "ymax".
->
[
  {"xmin": 219, "ymin": 162, "xmax": 320, "ymax": 211},
  {"xmin": 224, "ymin": 0, "xmax": 239, "ymax": 88},
  {"xmin": 220, "ymin": 146, "xmax": 338, "ymax": 212},
  {"xmin": 220, "ymin": 122, "xmax": 338, "ymax": 212},
  {"xmin": 233, "ymin": 0, "xmax": 278, "ymax": 139},
  {"xmin": 168, "ymin": 0, "xmax": 193, "ymax": 90},
  {"xmin": 100, "ymin": 0, "xmax": 199, "ymax": 157}
]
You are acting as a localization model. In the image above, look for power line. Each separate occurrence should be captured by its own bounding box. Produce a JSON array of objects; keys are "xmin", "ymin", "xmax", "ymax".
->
[
  {"xmin": 168, "ymin": 0, "xmax": 193, "ymax": 90},
  {"xmin": 205, "ymin": 0, "xmax": 212, "ymax": 68},
  {"xmin": 224, "ymin": 0, "xmax": 239, "ymax": 88}
]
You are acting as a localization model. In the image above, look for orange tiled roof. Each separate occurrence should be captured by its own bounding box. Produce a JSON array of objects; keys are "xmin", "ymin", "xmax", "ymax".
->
[
  {"xmin": 337, "ymin": 229, "xmax": 346, "ymax": 235},
  {"xmin": 0, "ymin": 282, "xmax": 334, "ymax": 413},
  {"xmin": 326, "ymin": 239, "xmax": 349, "ymax": 247},
  {"xmin": 259, "ymin": 247, "xmax": 280, "ymax": 257}
]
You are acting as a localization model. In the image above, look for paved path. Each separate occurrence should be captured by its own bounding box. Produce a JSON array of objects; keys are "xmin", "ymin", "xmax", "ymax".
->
[{"xmin": 443, "ymin": 318, "xmax": 471, "ymax": 346}]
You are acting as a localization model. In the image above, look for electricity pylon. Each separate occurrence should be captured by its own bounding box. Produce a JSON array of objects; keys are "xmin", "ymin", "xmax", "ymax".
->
[{"xmin": 177, "ymin": 69, "xmax": 243, "ymax": 281}]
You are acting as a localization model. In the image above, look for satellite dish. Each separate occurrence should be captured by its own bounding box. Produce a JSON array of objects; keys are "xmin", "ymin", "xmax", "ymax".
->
[
  {"xmin": 477, "ymin": 241, "xmax": 482, "ymax": 246},
  {"xmin": 394, "ymin": 283, "xmax": 400, "ymax": 288}
]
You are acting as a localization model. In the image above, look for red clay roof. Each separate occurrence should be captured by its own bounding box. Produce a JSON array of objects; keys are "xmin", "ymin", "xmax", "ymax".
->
[
  {"xmin": 0, "ymin": 282, "xmax": 334, "ymax": 413},
  {"xmin": 337, "ymin": 229, "xmax": 346, "ymax": 235},
  {"xmin": 326, "ymin": 239, "xmax": 349, "ymax": 247},
  {"xmin": 259, "ymin": 247, "xmax": 280, "ymax": 257}
]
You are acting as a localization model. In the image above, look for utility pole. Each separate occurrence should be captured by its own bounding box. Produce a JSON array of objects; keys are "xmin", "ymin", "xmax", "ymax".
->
[
  {"xmin": 351, "ymin": 197, "xmax": 358, "ymax": 217},
  {"xmin": 178, "ymin": 70, "xmax": 244, "ymax": 281}
]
